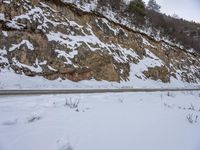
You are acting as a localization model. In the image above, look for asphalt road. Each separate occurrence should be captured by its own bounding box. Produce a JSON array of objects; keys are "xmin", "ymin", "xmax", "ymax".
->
[{"xmin": 0, "ymin": 88, "xmax": 200, "ymax": 95}]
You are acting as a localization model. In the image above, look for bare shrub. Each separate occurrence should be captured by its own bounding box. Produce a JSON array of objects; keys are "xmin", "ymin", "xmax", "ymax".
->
[
  {"xmin": 59, "ymin": 142, "xmax": 73, "ymax": 150},
  {"xmin": 166, "ymin": 92, "xmax": 175, "ymax": 97},
  {"xmin": 186, "ymin": 113, "xmax": 198, "ymax": 124},
  {"xmin": 65, "ymin": 97, "xmax": 80, "ymax": 109},
  {"xmin": 188, "ymin": 104, "xmax": 195, "ymax": 111}
]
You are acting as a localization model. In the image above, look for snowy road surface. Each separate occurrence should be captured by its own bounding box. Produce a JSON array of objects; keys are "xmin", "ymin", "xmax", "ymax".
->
[
  {"xmin": 0, "ymin": 92, "xmax": 200, "ymax": 150},
  {"xmin": 0, "ymin": 88, "xmax": 200, "ymax": 95}
]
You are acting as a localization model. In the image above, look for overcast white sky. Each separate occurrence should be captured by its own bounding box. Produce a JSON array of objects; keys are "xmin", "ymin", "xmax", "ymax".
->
[{"xmin": 143, "ymin": 0, "xmax": 200, "ymax": 23}]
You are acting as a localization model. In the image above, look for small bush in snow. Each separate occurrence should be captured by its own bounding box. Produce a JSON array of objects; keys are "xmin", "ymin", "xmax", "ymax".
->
[
  {"xmin": 188, "ymin": 104, "xmax": 195, "ymax": 111},
  {"xmin": 59, "ymin": 142, "xmax": 73, "ymax": 150},
  {"xmin": 65, "ymin": 97, "xmax": 80, "ymax": 109},
  {"xmin": 166, "ymin": 92, "xmax": 175, "ymax": 98},
  {"xmin": 186, "ymin": 113, "xmax": 193, "ymax": 124},
  {"xmin": 186, "ymin": 113, "xmax": 198, "ymax": 124}
]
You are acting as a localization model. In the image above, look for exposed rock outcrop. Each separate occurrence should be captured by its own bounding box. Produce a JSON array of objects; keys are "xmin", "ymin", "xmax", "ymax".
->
[{"xmin": 0, "ymin": 0, "xmax": 200, "ymax": 84}]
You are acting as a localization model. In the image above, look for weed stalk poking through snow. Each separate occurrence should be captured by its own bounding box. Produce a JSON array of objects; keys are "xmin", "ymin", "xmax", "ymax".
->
[
  {"xmin": 186, "ymin": 113, "xmax": 198, "ymax": 124},
  {"xmin": 65, "ymin": 97, "xmax": 80, "ymax": 111}
]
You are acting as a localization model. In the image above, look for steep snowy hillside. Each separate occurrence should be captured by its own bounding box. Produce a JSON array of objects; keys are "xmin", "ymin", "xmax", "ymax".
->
[{"xmin": 0, "ymin": 0, "xmax": 200, "ymax": 88}]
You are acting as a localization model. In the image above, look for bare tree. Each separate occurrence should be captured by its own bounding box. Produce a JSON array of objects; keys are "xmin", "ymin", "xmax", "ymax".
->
[
  {"xmin": 97, "ymin": 0, "xmax": 125, "ymax": 11},
  {"xmin": 147, "ymin": 0, "xmax": 161, "ymax": 12}
]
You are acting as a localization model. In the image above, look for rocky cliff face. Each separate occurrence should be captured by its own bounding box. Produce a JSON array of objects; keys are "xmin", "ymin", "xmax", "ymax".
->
[{"xmin": 0, "ymin": 0, "xmax": 200, "ymax": 85}]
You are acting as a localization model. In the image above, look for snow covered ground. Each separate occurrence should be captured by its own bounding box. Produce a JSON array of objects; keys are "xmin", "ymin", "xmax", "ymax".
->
[
  {"xmin": 1, "ymin": 67, "xmax": 200, "ymax": 89},
  {"xmin": 0, "ymin": 92, "xmax": 200, "ymax": 150}
]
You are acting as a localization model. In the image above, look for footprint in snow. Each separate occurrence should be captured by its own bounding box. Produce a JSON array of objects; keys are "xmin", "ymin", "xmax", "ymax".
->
[{"xmin": 2, "ymin": 119, "xmax": 18, "ymax": 126}]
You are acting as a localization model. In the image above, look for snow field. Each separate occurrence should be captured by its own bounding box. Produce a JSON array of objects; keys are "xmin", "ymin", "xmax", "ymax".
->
[{"xmin": 0, "ymin": 91, "xmax": 200, "ymax": 150}]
